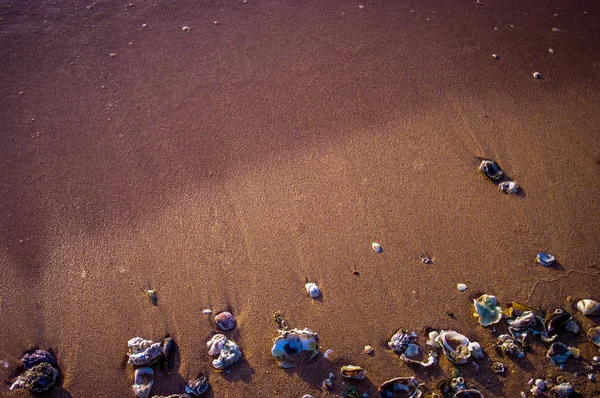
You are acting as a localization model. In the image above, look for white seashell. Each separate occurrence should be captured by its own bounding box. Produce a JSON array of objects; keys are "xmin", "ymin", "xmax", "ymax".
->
[
  {"xmin": 468, "ymin": 342, "xmax": 484, "ymax": 359},
  {"xmin": 203, "ymin": 309, "xmax": 213, "ymax": 315},
  {"xmin": 564, "ymin": 320, "xmax": 580, "ymax": 334},
  {"xmin": 305, "ymin": 283, "xmax": 320, "ymax": 298},
  {"xmin": 577, "ymin": 299, "xmax": 600, "ymax": 316},
  {"xmin": 132, "ymin": 367, "xmax": 154, "ymax": 398},
  {"xmin": 182, "ymin": 26, "xmax": 191, "ymax": 32},
  {"xmin": 364, "ymin": 345, "xmax": 374, "ymax": 355},
  {"xmin": 499, "ymin": 181, "xmax": 519, "ymax": 194},
  {"xmin": 372, "ymin": 242, "xmax": 382, "ymax": 253},
  {"xmin": 323, "ymin": 349, "xmax": 333, "ymax": 359},
  {"xmin": 457, "ymin": 283, "xmax": 468, "ymax": 292},
  {"xmin": 533, "ymin": 72, "xmax": 543, "ymax": 79}
]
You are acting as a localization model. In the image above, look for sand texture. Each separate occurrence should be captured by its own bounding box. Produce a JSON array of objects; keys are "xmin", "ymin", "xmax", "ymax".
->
[{"xmin": 1, "ymin": 0, "xmax": 600, "ymax": 397}]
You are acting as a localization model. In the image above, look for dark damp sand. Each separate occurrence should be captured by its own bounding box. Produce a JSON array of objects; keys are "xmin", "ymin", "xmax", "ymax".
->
[{"xmin": 1, "ymin": 0, "xmax": 600, "ymax": 397}]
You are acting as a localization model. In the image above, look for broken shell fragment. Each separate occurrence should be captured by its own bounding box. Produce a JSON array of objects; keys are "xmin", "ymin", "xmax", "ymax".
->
[
  {"xmin": 364, "ymin": 345, "xmax": 374, "ymax": 355},
  {"xmin": 479, "ymin": 159, "xmax": 503, "ymax": 180},
  {"xmin": 533, "ymin": 72, "xmax": 543, "ymax": 79},
  {"xmin": 473, "ymin": 294, "xmax": 502, "ymax": 326},
  {"xmin": 127, "ymin": 337, "xmax": 163, "ymax": 366},
  {"xmin": 146, "ymin": 289, "xmax": 158, "ymax": 305},
  {"xmin": 305, "ymin": 283, "xmax": 320, "ymax": 298},
  {"xmin": 271, "ymin": 328, "xmax": 320, "ymax": 368},
  {"xmin": 340, "ymin": 365, "xmax": 366, "ymax": 380},
  {"xmin": 9, "ymin": 362, "xmax": 59, "ymax": 392},
  {"xmin": 388, "ymin": 330, "xmax": 418, "ymax": 354},
  {"xmin": 322, "ymin": 377, "xmax": 333, "ymax": 391},
  {"xmin": 454, "ymin": 390, "xmax": 484, "ymax": 398},
  {"xmin": 494, "ymin": 334, "xmax": 524, "ymax": 358},
  {"xmin": 577, "ymin": 299, "xmax": 600, "ymax": 316},
  {"xmin": 546, "ymin": 309, "xmax": 572, "ymax": 333},
  {"xmin": 372, "ymin": 242, "xmax": 382, "ymax": 253},
  {"xmin": 185, "ymin": 373, "xmax": 209, "ymax": 396},
  {"xmin": 564, "ymin": 320, "xmax": 580, "ymax": 334},
  {"xmin": 551, "ymin": 382, "xmax": 573, "ymax": 397},
  {"xmin": 587, "ymin": 326, "xmax": 600, "ymax": 347},
  {"xmin": 162, "ymin": 335, "xmax": 177, "ymax": 373},
  {"xmin": 206, "ymin": 334, "xmax": 241, "ymax": 369},
  {"xmin": 536, "ymin": 252, "xmax": 555, "ymax": 266},
  {"xmin": 132, "ymin": 367, "xmax": 154, "ymax": 398},
  {"xmin": 379, "ymin": 376, "xmax": 422, "ymax": 398},
  {"xmin": 457, "ymin": 284, "xmax": 468, "ymax": 292},
  {"xmin": 215, "ymin": 311, "xmax": 236, "ymax": 331},
  {"xmin": 499, "ymin": 181, "xmax": 519, "ymax": 194},
  {"xmin": 467, "ymin": 342, "xmax": 484, "ymax": 359},
  {"xmin": 546, "ymin": 342, "xmax": 572, "ymax": 366},
  {"xmin": 22, "ymin": 350, "xmax": 57, "ymax": 369},
  {"xmin": 435, "ymin": 330, "xmax": 471, "ymax": 364}
]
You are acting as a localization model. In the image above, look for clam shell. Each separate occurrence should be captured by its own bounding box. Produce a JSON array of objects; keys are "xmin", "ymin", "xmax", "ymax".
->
[
  {"xmin": 536, "ymin": 252, "xmax": 555, "ymax": 266},
  {"xmin": 577, "ymin": 299, "xmax": 600, "ymax": 316},
  {"xmin": 473, "ymin": 294, "xmax": 502, "ymax": 326},
  {"xmin": 457, "ymin": 284, "xmax": 468, "ymax": 292},
  {"xmin": 587, "ymin": 326, "xmax": 600, "ymax": 347},
  {"xmin": 546, "ymin": 309, "xmax": 572, "ymax": 332},
  {"xmin": 372, "ymin": 242, "xmax": 382, "ymax": 253},
  {"xmin": 546, "ymin": 342, "xmax": 572, "ymax": 365},
  {"xmin": 127, "ymin": 337, "xmax": 163, "ymax": 366},
  {"xmin": 454, "ymin": 389, "xmax": 485, "ymax": 398},
  {"xmin": 436, "ymin": 330, "xmax": 471, "ymax": 364},
  {"xmin": 162, "ymin": 336, "xmax": 177, "ymax": 372},
  {"xmin": 133, "ymin": 367, "xmax": 154, "ymax": 398},
  {"xmin": 379, "ymin": 376, "xmax": 422, "ymax": 398},
  {"xmin": 340, "ymin": 365, "xmax": 366, "ymax": 380}
]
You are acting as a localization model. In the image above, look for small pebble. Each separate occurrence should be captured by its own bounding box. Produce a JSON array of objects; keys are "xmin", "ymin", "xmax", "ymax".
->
[
  {"xmin": 549, "ymin": 48, "xmax": 554, "ymax": 54},
  {"xmin": 109, "ymin": 53, "xmax": 117, "ymax": 57},
  {"xmin": 214, "ymin": 21, "xmax": 220, "ymax": 25},
  {"xmin": 372, "ymin": 242, "xmax": 382, "ymax": 253},
  {"xmin": 457, "ymin": 283, "xmax": 468, "ymax": 292},
  {"xmin": 358, "ymin": 5, "xmax": 364, "ymax": 9},
  {"xmin": 305, "ymin": 283, "xmax": 321, "ymax": 298},
  {"xmin": 142, "ymin": 23, "xmax": 147, "ymax": 27},
  {"xmin": 492, "ymin": 53, "xmax": 499, "ymax": 59},
  {"xmin": 182, "ymin": 26, "xmax": 191, "ymax": 32},
  {"xmin": 551, "ymin": 27, "xmax": 561, "ymax": 32},
  {"xmin": 533, "ymin": 72, "xmax": 543, "ymax": 79}
]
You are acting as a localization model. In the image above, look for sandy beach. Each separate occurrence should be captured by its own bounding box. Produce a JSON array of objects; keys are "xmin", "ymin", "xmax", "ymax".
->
[{"xmin": 1, "ymin": 0, "xmax": 600, "ymax": 396}]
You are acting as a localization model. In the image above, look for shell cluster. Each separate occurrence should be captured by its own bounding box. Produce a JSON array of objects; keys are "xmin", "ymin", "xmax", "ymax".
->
[{"xmin": 10, "ymin": 355, "xmax": 60, "ymax": 393}]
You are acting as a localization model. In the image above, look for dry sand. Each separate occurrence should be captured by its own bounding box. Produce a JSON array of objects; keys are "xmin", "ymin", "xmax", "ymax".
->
[{"xmin": 1, "ymin": 0, "xmax": 600, "ymax": 397}]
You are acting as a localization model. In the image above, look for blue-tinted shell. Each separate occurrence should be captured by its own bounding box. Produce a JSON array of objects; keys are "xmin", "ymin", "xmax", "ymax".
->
[{"xmin": 22, "ymin": 350, "xmax": 57, "ymax": 369}]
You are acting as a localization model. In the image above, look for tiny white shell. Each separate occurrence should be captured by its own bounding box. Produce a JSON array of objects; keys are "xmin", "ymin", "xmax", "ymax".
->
[
  {"xmin": 182, "ymin": 26, "xmax": 191, "ymax": 32},
  {"xmin": 577, "ymin": 299, "xmax": 600, "ymax": 316},
  {"xmin": 364, "ymin": 345, "xmax": 374, "ymax": 354},
  {"xmin": 203, "ymin": 309, "xmax": 213, "ymax": 314},
  {"xmin": 372, "ymin": 242, "xmax": 382, "ymax": 253},
  {"xmin": 323, "ymin": 349, "xmax": 333, "ymax": 359},
  {"xmin": 533, "ymin": 72, "xmax": 543, "ymax": 79},
  {"xmin": 492, "ymin": 54, "xmax": 499, "ymax": 59},
  {"xmin": 457, "ymin": 283, "xmax": 468, "ymax": 292},
  {"xmin": 305, "ymin": 283, "xmax": 320, "ymax": 298}
]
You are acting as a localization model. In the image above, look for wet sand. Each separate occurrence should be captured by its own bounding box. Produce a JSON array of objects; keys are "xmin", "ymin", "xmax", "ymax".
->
[{"xmin": 1, "ymin": 0, "xmax": 600, "ymax": 397}]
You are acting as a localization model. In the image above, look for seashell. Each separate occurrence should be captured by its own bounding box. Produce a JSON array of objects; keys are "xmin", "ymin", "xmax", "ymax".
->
[
  {"xmin": 9, "ymin": 362, "xmax": 59, "ymax": 392},
  {"xmin": 364, "ymin": 345, "xmax": 374, "ymax": 355},
  {"xmin": 132, "ymin": 367, "xmax": 154, "ymax": 398},
  {"xmin": 214, "ymin": 311, "xmax": 236, "ymax": 331},
  {"xmin": 426, "ymin": 331, "xmax": 440, "ymax": 348},
  {"xmin": 435, "ymin": 330, "xmax": 471, "ymax": 364},
  {"xmin": 401, "ymin": 350, "xmax": 437, "ymax": 367},
  {"xmin": 185, "ymin": 373, "xmax": 209, "ymax": 396},
  {"xmin": 271, "ymin": 328, "xmax": 320, "ymax": 368},
  {"xmin": 479, "ymin": 159, "xmax": 503, "ymax": 180},
  {"xmin": 322, "ymin": 377, "xmax": 333, "ymax": 391},
  {"xmin": 340, "ymin": 365, "xmax": 366, "ymax": 380},
  {"xmin": 305, "ymin": 283, "xmax": 320, "ymax": 298},
  {"xmin": 206, "ymin": 335, "xmax": 241, "ymax": 369},
  {"xmin": 128, "ymin": 337, "xmax": 163, "ymax": 366},
  {"xmin": 207, "ymin": 334, "xmax": 228, "ymax": 356},
  {"xmin": 467, "ymin": 342, "xmax": 484, "ymax": 359},
  {"xmin": 344, "ymin": 386, "xmax": 360, "ymax": 398},
  {"xmin": 388, "ymin": 330, "xmax": 418, "ymax": 354},
  {"xmin": 564, "ymin": 320, "xmax": 580, "ymax": 334},
  {"xmin": 546, "ymin": 342, "xmax": 572, "ymax": 366},
  {"xmin": 577, "ymin": 299, "xmax": 600, "ymax": 316},
  {"xmin": 499, "ymin": 181, "xmax": 519, "ymax": 194},
  {"xmin": 510, "ymin": 301, "xmax": 543, "ymax": 317},
  {"xmin": 551, "ymin": 382, "xmax": 573, "ymax": 397},
  {"xmin": 494, "ymin": 334, "xmax": 524, "ymax": 358},
  {"xmin": 323, "ymin": 349, "xmax": 333, "ymax": 358},
  {"xmin": 22, "ymin": 350, "xmax": 57, "ymax": 369},
  {"xmin": 162, "ymin": 335, "xmax": 177, "ymax": 372},
  {"xmin": 454, "ymin": 389, "xmax": 485, "ymax": 398},
  {"xmin": 533, "ymin": 72, "xmax": 543, "ymax": 79},
  {"xmin": 492, "ymin": 361, "xmax": 506, "ymax": 373},
  {"xmin": 450, "ymin": 377, "xmax": 466, "ymax": 392},
  {"xmin": 546, "ymin": 309, "xmax": 572, "ymax": 332},
  {"xmin": 372, "ymin": 242, "xmax": 382, "ymax": 253},
  {"xmin": 379, "ymin": 376, "xmax": 422, "ymax": 398},
  {"xmin": 536, "ymin": 252, "xmax": 555, "ymax": 266},
  {"xmin": 202, "ymin": 309, "xmax": 213, "ymax": 315},
  {"xmin": 145, "ymin": 289, "xmax": 158, "ymax": 305},
  {"xmin": 587, "ymin": 326, "xmax": 600, "ymax": 347},
  {"xmin": 473, "ymin": 294, "xmax": 502, "ymax": 326},
  {"xmin": 457, "ymin": 284, "xmax": 468, "ymax": 292},
  {"xmin": 529, "ymin": 378, "xmax": 545, "ymax": 396}
]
